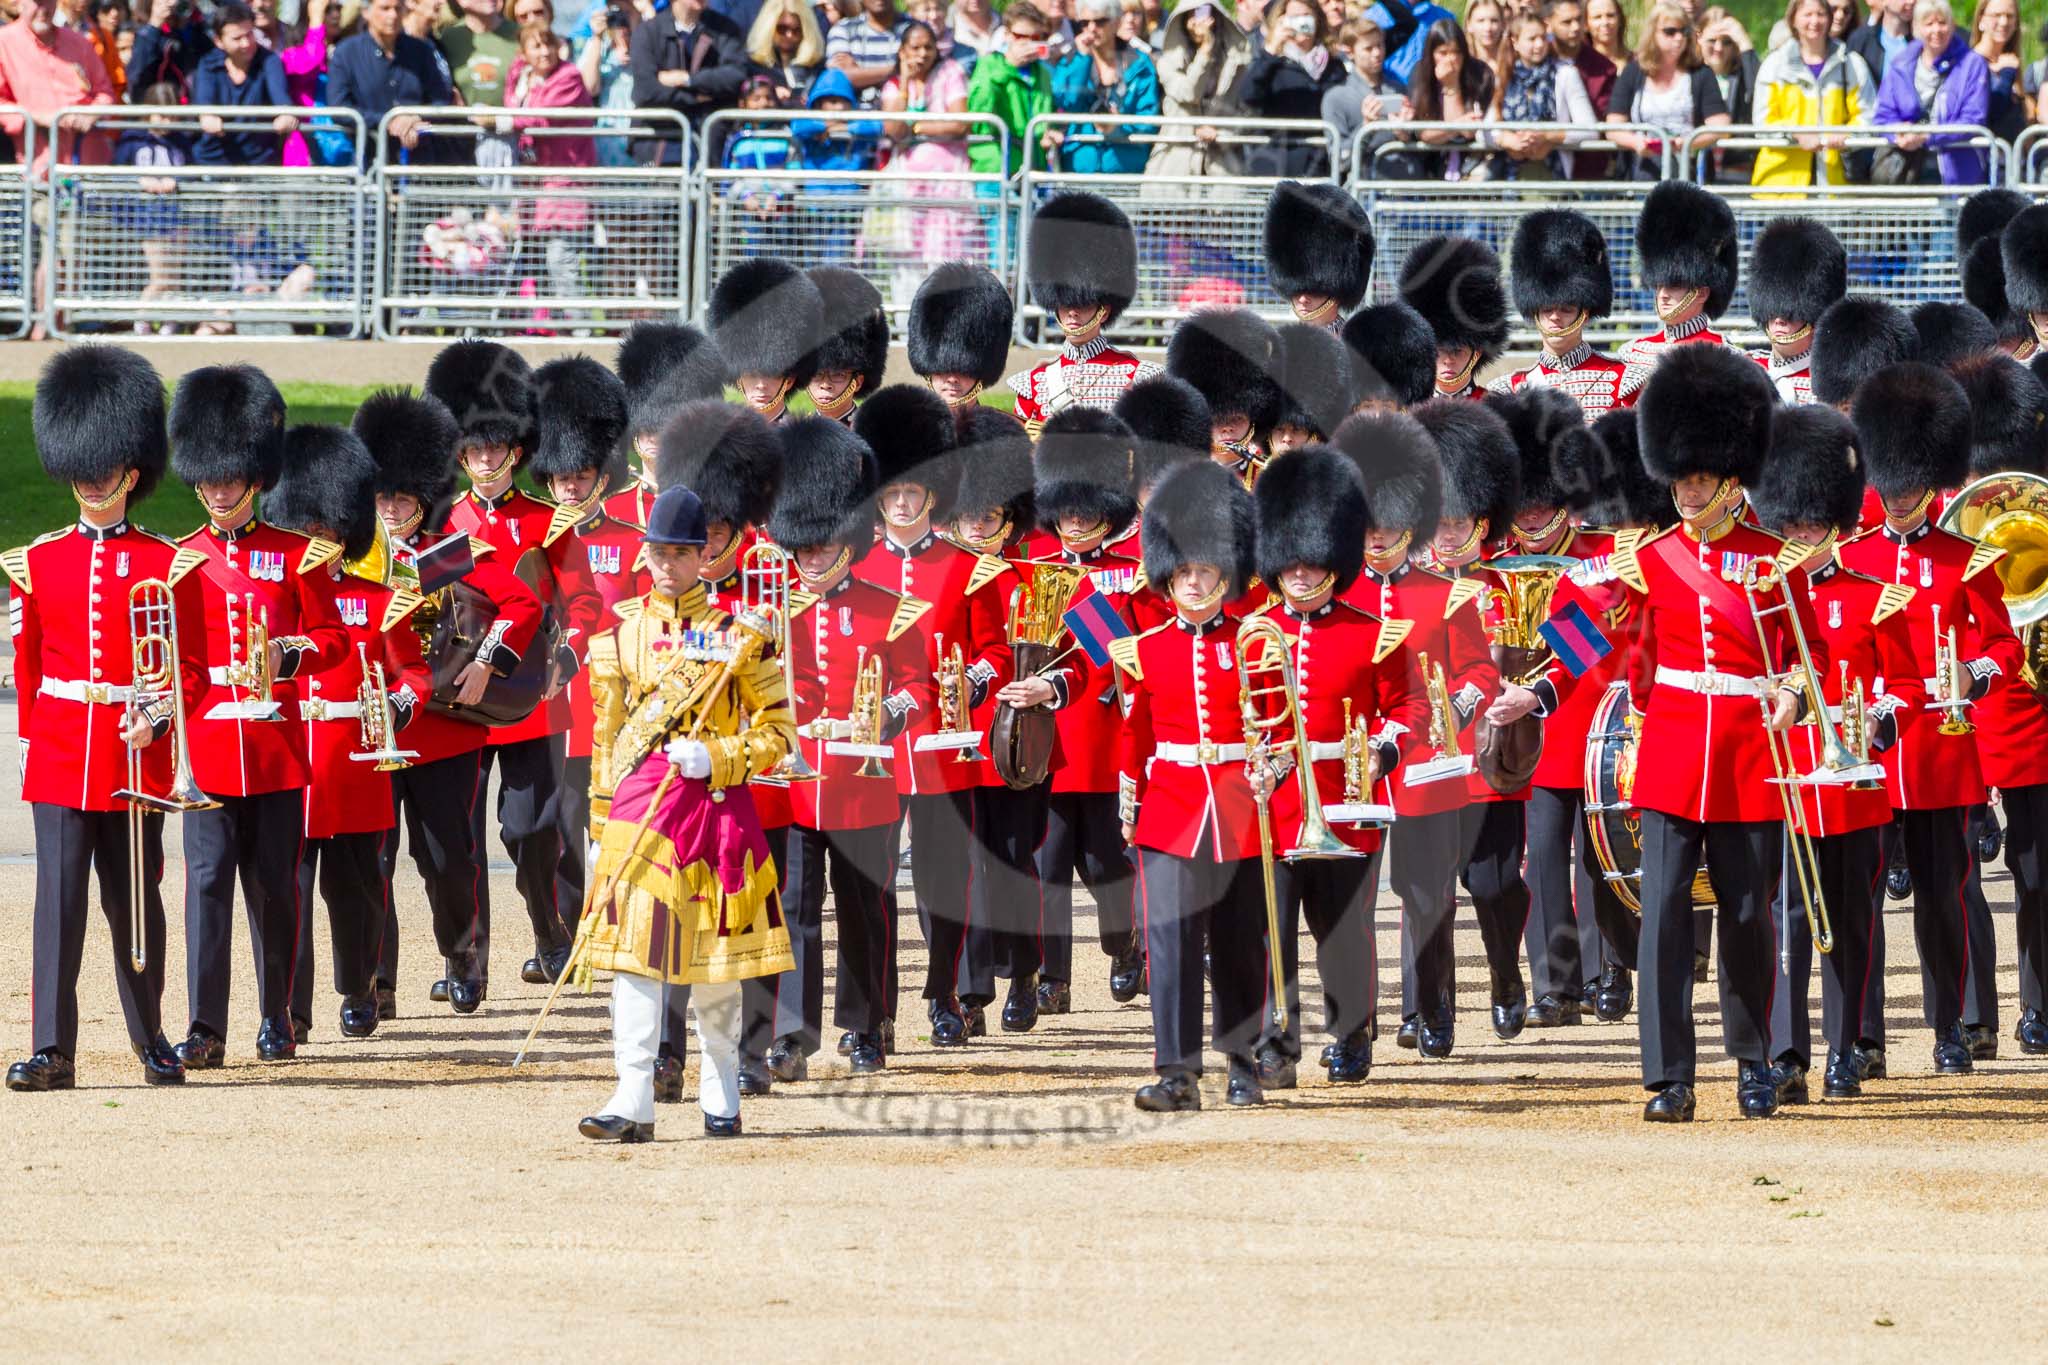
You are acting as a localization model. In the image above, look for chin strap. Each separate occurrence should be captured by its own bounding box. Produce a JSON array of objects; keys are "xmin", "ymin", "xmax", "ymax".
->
[
  {"xmin": 1656, "ymin": 288, "xmax": 1703, "ymax": 325},
  {"xmin": 1365, "ymin": 531, "xmax": 1412, "ymax": 573},
  {"xmin": 929, "ymin": 378, "xmax": 984, "ymax": 410},
  {"xmin": 1293, "ymin": 296, "xmax": 1338, "ymax": 327},
  {"xmin": 811, "ymin": 375, "xmax": 860, "ymax": 420},
  {"xmin": 1536, "ymin": 308, "xmax": 1587, "ymax": 341},
  {"xmin": 1281, "ymin": 571, "xmax": 1336, "ymax": 608},
  {"xmin": 745, "ymin": 376, "xmax": 796, "ymax": 417},
  {"xmin": 1177, "ymin": 577, "xmax": 1231, "ymax": 617},
  {"xmin": 74, "ymin": 468, "xmax": 139, "ymax": 514},
  {"xmin": 201, "ymin": 483, "xmax": 261, "ymax": 529},
  {"xmin": 1436, "ymin": 350, "xmax": 1481, "ymax": 393},
  {"xmin": 1057, "ymin": 519, "xmax": 1110, "ymax": 554},
  {"xmin": 793, "ymin": 545, "xmax": 852, "ymax": 588},
  {"xmin": 1677, "ymin": 478, "xmax": 1740, "ymax": 536},
  {"xmin": 1511, "ymin": 508, "xmax": 1569, "ymax": 549},
  {"xmin": 1059, "ymin": 304, "xmax": 1109, "ymax": 343}
]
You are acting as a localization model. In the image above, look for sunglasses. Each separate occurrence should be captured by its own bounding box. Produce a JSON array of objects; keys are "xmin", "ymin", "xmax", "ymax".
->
[
  {"xmin": 1077, "ymin": 16, "xmax": 1109, "ymax": 26},
  {"xmin": 1659, "ymin": 25, "xmax": 1684, "ymax": 35}
]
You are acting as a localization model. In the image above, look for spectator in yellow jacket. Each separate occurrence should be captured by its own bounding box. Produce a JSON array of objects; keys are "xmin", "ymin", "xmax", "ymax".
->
[{"xmin": 1750, "ymin": 0, "xmax": 1875, "ymax": 186}]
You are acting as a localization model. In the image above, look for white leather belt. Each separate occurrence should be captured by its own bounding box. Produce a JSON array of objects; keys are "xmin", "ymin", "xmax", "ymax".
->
[
  {"xmin": 1155, "ymin": 741, "xmax": 1248, "ymax": 765},
  {"xmin": 1304, "ymin": 741, "xmax": 1346, "ymax": 762},
  {"xmin": 1654, "ymin": 666, "xmax": 1767, "ymax": 698},
  {"xmin": 38, "ymin": 677, "xmax": 133, "ymax": 705},
  {"xmin": 300, "ymin": 699, "xmax": 362, "ymax": 721}
]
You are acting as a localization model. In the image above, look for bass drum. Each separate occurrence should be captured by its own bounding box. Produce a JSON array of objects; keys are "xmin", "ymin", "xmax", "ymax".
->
[{"xmin": 1583, "ymin": 682, "xmax": 1714, "ymax": 914}]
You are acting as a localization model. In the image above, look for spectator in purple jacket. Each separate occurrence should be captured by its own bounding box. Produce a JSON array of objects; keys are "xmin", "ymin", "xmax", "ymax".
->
[{"xmin": 1872, "ymin": 0, "xmax": 1988, "ymax": 185}]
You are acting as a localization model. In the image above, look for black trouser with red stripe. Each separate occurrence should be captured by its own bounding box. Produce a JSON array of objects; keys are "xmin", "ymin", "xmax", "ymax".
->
[
  {"xmin": 1460, "ymin": 801, "xmax": 1531, "ymax": 1001},
  {"xmin": 1768, "ymin": 824, "xmax": 1884, "ymax": 1068},
  {"xmin": 1393, "ymin": 808, "xmax": 1463, "ymax": 1027},
  {"xmin": 1263, "ymin": 849, "xmax": 1382, "ymax": 1060},
  {"xmin": 380, "ymin": 748, "xmax": 487, "ymax": 981},
  {"xmin": 2004, "ymin": 784, "xmax": 2048, "ymax": 1015},
  {"xmin": 971, "ymin": 783, "xmax": 1049, "ymax": 984},
  {"xmin": 471, "ymin": 734, "xmax": 573, "ymax": 969},
  {"xmin": 294, "ymin": 829, "xmax": 387, "ymax": 1021},
  {"xmin": 743, "ymin": 822, "xmax": 894, "ymax": 1056},
  {"xmin": 1895, "ymin": 805, "xmax": 1973, "ymax": 1035},
  {"xmin": 30, "ymin": 804, "xmax": 168, "ymax": 1059},
  {"xmin": 1525, "ymin": 784, "xmax": 1640, "ymax": 996},
  {"xmin": 556, "ymin": 752, "xmax": 591, "ymax": 939},
  {"xmin": 1137, "ymin": 848, "xmax": 1261, "ymax": 1076},
  {"xmin": 1035, "ymin": 790, "xmax": 1136, "ymax": 986},
  {"xmin": 184, "ymin": 788, "xmax": 305, "ymax": 1039},
  {"xmin": 903, "ymin": 789, "xmax": 993, "ymax": 1007}
]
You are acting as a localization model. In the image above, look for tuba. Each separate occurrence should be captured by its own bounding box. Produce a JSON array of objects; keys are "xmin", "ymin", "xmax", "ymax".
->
[
  {"xmin": 1941, "ymin": 470, "xmax": 2048, "ymax": 695},
  {"xmin": 114, "ymin": 578, "xmax": 220, "ymax": 972},
  {"xmin": 741, "ymin": 541, "xmax": 818, "ymax": 784},
  {"xmin": 991, "ymin": 560, "xmax": 1086, "ymax": 790},
  {"xmin": 351, "ymin": 642, "xmax": 418, "ymax": 770},
  {"xmin": 1472, "ymin": 555, "xmax": 1573, "ymax": 793}
]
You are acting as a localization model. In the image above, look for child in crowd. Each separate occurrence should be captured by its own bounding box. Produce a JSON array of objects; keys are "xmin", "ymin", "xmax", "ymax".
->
[
  {"xmin": 112, "ymin": 82, "xmax": 191, "ymax": 334},
  {"xmin": 1323, "ymin": 18, "xmax": 1409, "ymax": 177},
  {"xmin": 725, "ymin": 73, "xmax": 795, "ymax": 248},
  {"xmin": 792, "ymin": 68, "xmax": 884, "ymax": 259}
]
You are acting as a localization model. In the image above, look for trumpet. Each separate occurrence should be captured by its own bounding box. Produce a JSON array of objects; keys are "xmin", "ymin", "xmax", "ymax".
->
[
  {"xmin": 1339, "ymin": 697, "xmax": 1378, "ymax": 807},
  {"xmin": 742, "ymin": 541, "xmax": 818, "ymax": 785},
  {"xmin": 1930, "ymin": 604, "xmax": 1975, "ymax": 736},
  {"xmin": 826, "ymin": 648, "xmax": 893, "ymax": 779},
  {"xmin": 919, "ymin": 633, "xmax": 987, "ymax": 763},
  {"xmin": 351, "ymin": 643, "xmax": 418, "ymax": 770},
  {"xmin": 1404, "ymin": 651, "xmax": 1474, "ymax": 785},
  {"xmin": 221, "ymin": 591, "xmax": 283, "ymax": 721},
  {"xmin": 113, "ymin": 579, "xmax": 219, "ymax": 972}
]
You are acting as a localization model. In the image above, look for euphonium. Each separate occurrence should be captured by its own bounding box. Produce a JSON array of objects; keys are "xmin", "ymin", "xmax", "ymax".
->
[
  {"xmin": 1475, "ymin": 554, "xmax": 1574, "ymax": 793},
  {"xmin": 113, "ymin": 578, "xmax": 219, "ymax": 972},
  {"xmin": 991, "ymin": 560, "xmax": 1086, "ymax": 789},
  {"xmin": 1940, "ymin": 470, "xmax": 2048, "ymax": 696},
  {"xmin": 351, "ymin": 642, "xmax": 418, "ymax": 770}
]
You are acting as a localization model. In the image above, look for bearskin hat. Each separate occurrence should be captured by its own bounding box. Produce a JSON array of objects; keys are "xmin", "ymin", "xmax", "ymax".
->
[
  {"xmin": 1142, "ymin": 459, "xmax": 1256, "ymax": 601},
  {"xmin": 529, "ymin": 356, "xmax": 630, "ymax": 493},
  {"xmin": 653, "ymin": 401, "xmax": 783, "ymax": 531},
  {"xmin": 1811, "ymin": 296, "xmax": 1919, "ymax": 407},
  {"xmin": 709, "ymin": 257, "xmax": 823, "ymax": 386},
  {"xmin": 1166, "ymin": 307, "xmax": 1283, "ymax": 428},
  {"xmin": 424, "ymin": 339, "xmax": 536, "ymax": 452},
  {"xmin": 1332, "ymin": 411, "xmax": 1441, "ymax": 543},
  {"xmin": 2001, "ymin": 204, "xmax": 2048, "ymax": 318},
  {"xmin": 1851, "ymin": 362, "xmax": 1972, "ymax": 498},
  {"xmin": 1255, "ymin": 445, "xmax": 1368, "ymax": 595},
  {"xmin": 854, "ymin": 384, "xmax": 960, "ymax": 521},
  {"xmin": 1747, "ymin": 217, "xmax": 1846, "ymax": 330},
  {"xmin": 1114, "ymin": 375, "xmax": 1209, "ymax": 496},
  {"xmin": 166, "ymin": 363, "xmax": 285, "ymax": 494},
  {"xmin": 1951, "ymin": 354, "xmax": 2048, "ymax": 477},
  {"xmin": 264, "ymin": 424, "xmax": 381, "ymax": 560},
  {"xmin": 353, "ymin": 390, "xmax": 462, "ymax": 513},
  {"xmin": 1637, "ymin": 344, "xmax": 1777, "ymax": 486},
  {"xmin": 806, "ymin": 265, "xmax": 889, "ymax": 399},
  {"xmin": 1264, "ymin": 180, "xmax": 1374, "ymax": 312},
  {"xmin": 1635, "ymin": 180, "xmax": 1739, "ymax": 318},
  {"xmin": 1414, "ymin": 399, "xmax": 1519, "ymax": 532},
  {"xmin": 767, "ymin": 417, "xmax": 879, "ymax": 550},
  {"xmin": 1747, "ymin": 406, "xmax": 1865, "ymax": 535},
  {"xmin": 1912, "ymin": 301, "xmax": 1998, "ymax": 369},
  {"xmin": 1033, "ymin": 407, "xmax": 1138, "ymax": 534},
  {"xmin": 953, "ymin": 407, "xmax": 1037, "ymax": 534},
  {"xmin": 1960, "ymin": 189, "xmax": 2031, "ymax": 259},
  {"xmin": 1584, "ymin": 407, "xmax": 1673, "ymax": 529},
  {"xmin": 32, "ymin": 345, "xmax": 168, "ymax": 499},
  {"xmin": 1273, "ymin": 322, "xmax": 1359, "ymax": 438},
  {"xmin": 1342, "ymin": 302, "xmax": 1436, "ymax": 408},
  {"xmin": 1964, "ymin": 239, "xmax": 2030, "ymax": 348},
  {"xmin": 1399, "ymin": 235, "xmax": 1510, "ymax": 362},
  {"xmin": 1027, "ymin": 191, "xmax": 1139, "ymax": 324},
  {"xmin": 616, "ymin": 321, "xmax": 728, "ymax": 439},
  {"xmin": 908, "ymin": 262, "xmax": 1014, "ymax": 385},
  {"xmin": 1508, "ymin": 209, "xmax": 1613, "ymax": 321},
  {"xmin": 1485, "ymin": 385, "xmax": 1599, "ymax": 514}
]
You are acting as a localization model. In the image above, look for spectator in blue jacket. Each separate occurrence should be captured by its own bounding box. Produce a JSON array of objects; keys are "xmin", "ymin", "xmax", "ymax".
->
[
  {"xmin": 1364, "ymin": 0, "xmax": 1451, "ymax": 86},
  {"xmin": 191, "ymin": 4, "xmax": 296, "ymax": 165},
  {"xmin": 128, "ymin": 0, "xmax": 214, "ymax": 100},
  {"xmin": 791, "ymin": 66, "xmax": 882, "ymax": 254},
  {"xmin": 1048, "ymin": 0, "xmax": 1160, "ymax": 172},
  {"xmin": 1872, "ymin": 0, "xmax": 1990, "ymax": 185}
]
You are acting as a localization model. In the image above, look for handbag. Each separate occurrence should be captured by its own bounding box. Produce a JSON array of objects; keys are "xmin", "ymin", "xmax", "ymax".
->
[{"xmin": 1870, "ymin": 58, "xmax": 1950, "ymax": 185}]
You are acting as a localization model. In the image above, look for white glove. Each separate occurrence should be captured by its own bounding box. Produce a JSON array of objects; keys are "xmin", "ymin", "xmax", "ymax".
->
[{"xmin": 665, "ymin": 738, "xmax": 712, "ymax": 778}]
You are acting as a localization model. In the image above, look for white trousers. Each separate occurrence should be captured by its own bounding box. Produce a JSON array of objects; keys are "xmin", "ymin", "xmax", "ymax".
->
[{"xmin": 601, "ymin": 973, "xmax": 743, "ymax": 1124}]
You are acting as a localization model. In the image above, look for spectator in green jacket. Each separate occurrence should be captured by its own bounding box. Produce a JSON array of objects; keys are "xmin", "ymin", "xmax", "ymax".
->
[{"xmin": 966, "ymin": 0, "xmax": 1057, "ymax": 173}]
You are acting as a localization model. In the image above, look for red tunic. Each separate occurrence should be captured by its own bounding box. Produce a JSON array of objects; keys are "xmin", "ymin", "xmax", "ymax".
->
[
  {"xmin": 1752, "ymin": 348, "xmax": 1817, "ymax": 406},
  {"xmin": 554, "ymin": 511, "xmax": 651, "ymax": 760},
  {"xmin": 178, "ymin": 522, "xmax": 350, "ymax": 799},
  {"xmin": 1525, "ymin": 528, "xmax": 1624, "ymax": 791},
  {"xmin": 1839, "ymin": 521, "xmax": 2023, "ymax": 809},
  {"xmin": 1783, "ymin": 563, "xmax": 1924, "ymax": 836},
  {"xmin": 445, "ymin": 487, "xmax": 603, "ymax": 746},
  {"xmin": 1036, "ymin": 549, "xmax": 1139, "ymax": 795},
  {"xmin": 296, "ymin": 568, "xmax": 435, "ymax": 839},
  {"xmin": 1487, "ymin": 344, "xmax": 1639, "ymax": 421},
  {"xmin": 1463, "ymin": 560, "xmax": 1534, "ymax": 806},
  {"xmin": 1616, "ymin": 316, "xmax": 1736, "ymax": 388},
  {"xmin": 1004, "ymin": 337, "xmax": 1161, "ymax": 435},
  {"xmin": 6, "ymin": 521, "xmax": 208, "ymax": 812},
  {"xmin": 390, "ymin": 530, "xmax": 548, "ymax": 767},
  {"xmin": 1119, "ymin": 615, "xmax": 1263, "ymax": 862}
]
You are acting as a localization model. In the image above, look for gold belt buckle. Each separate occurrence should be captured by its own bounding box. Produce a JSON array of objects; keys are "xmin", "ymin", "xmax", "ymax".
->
[
  {"xmin": 1195, "ymin": 741, "xmax": 1219, "ymax": 764},
  {"xmin": 84, "ymin": 682, "xmax": 115, "ymax": 705},
  {"xmin": 304, "ymin": 700, "xmax": 328, "ymax": 721}
]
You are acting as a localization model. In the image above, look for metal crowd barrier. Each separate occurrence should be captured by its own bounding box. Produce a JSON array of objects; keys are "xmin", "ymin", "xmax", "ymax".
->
[
  {"xmin": 1680, "ymin": 124, "xmax": 2004, "ymax": 322},
  {"xmin": 2018, "ymin": 126, "xmax": 2048, "ymax": 187},
  {"xmin": 43, "ymin": 106, "xmax": 366, "ymax": 340},
  {"xmin": 1016, "ymin": 114, "xmax": 1335, "ymax": 346},
  {"xmin": 695, "ymin": 108, "xmax": 1009, "ymax": 324},
  {"xmin": 0, "ymin": 110, "xmax": 31, "ymax": 339},
  {"xmin": 372, "ymin": 105, "xmax": 691, "ymax": 340}
]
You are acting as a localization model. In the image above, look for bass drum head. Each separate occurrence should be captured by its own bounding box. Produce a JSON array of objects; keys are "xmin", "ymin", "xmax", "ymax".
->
[{"xmin": 1582, "ymin": 681, "xmax": 1716, "ymax": 915}]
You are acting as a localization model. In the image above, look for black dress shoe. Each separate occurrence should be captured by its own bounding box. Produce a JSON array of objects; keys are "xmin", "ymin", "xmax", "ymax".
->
[
  {"xmin": 540, "ymin": 943, "xmax": 573, "ymax": 982},
  {"xmin": 1643, "ymin": 1083, "xmax": 1697, "ymax": 1122},
  {"xmin": 578, "ymin": 1113, "xmax": 653, "ymax": 1142},
  {"xmin": 290, "ymin": 1015, "xmax": 312, "ymax": 1046},
  {"xmin": 429, "ymin": 978, "xmax": 451, "ymax": 1004},
  {"xmin": 765, "ymin": 1039, "xmax": 808, "ymax": 1084},
  {"xmin": 520, "ymin": 957, "xmax": 547, "ymax": 985},
  {"xmin": 963, "ymin": 1004, "xmax": 987, "ymax": 1038},
  {"xmin": 6, "ymin": 1050, "xmax": 76, "ymax": 1092},
  {"xmin": 1933, "ymin": 1026, "xmax": 1974, "ymax": 1075},
  {"xmin": 448, "ymin": 975, "xmax": 483, "ymax": 1016},
  {"xmin": 1319, "ymin": 1042, "xmax": 1339, "ymax": 1066},
  {"xmin": 1108, "ymin": 952, "xmax": 1143, "ymax": 1003},
  {"xmin": 1037, "ymin": 979, "xmax": 1072, "ymax": 1015},
  {"xmin": 1772, "ymin": 1057, "xmax": 1810, "ymax": 1105},
  {"xmin": 1417, "ymin": 1016, "xmax": 1454, "ymax": 1059},
  {"xmin": 1593, "ymin": 964, "xmax": 1633, "ymax": 1023},
  {"xmin": 1822, "ymin": 1049, "xmax": 1863, "ymax": 1099},
  {"xmin": 1885, "ymin": 864, "xmax": 1912, "ymax": 902},
  {"xmin": 1396, "ymin": 1015, "xmax": 1420, "ymax": 1050},
  {"xmin": 1963, "ymin": 1023, "xmax": 1998, "ymax": 1061},
  {"xmin": 1526, "ymin": 992, "xmax": 1584, "ymax": 1029},
  {"xmin": 2015, "ymin": 1009, "xmax": 2048, "ymax": 1056},
  {"xmin": 653, "ymin": 1051, "xmax": 685, "ymax": 1104},
  {"xmin": 836, "ymin": 1030, "xmax": 856, "ymax": 1057},
  {"xmin": 136, "ymin": 1034, "xmax": 185, "ymax": 1086},
  {"xmin": 175, "ymin": 1029, "xmax": 225, "ymax": 1070},
  {"xmin": 703, "ymin": 1112, "xmax": 742, "ymax": 1137},
  {"xmin": 1853, "ymin": 1042, "xmax": 1888, "ymax": 1080},
  {"xmin": 374, "ymin": 985, "xmax": 397, "ymax": 1021},
  {"xmin": 737, "ymin": 1060, "xmax": 772, "ymax": 1097},
  {"xmin": 1226, "ymin": 1059, "xmax": 1265, "ymax": 1107},
  {"xmin": 849, "ymin": 1034, "xmax": 887, "ymax": 1074},
  {"xmin": 1692, "ymin": 951, "xmax": 1710, "ymax": 984},
  {"xmin": 930, "ymin": 1001, "xmax": 968, "ymax": 1048},
  {"xmin": 1254, "ymin": 1042, "xmax": 1298, "ymax": 1090},
  {"xmin": 1977, "ymin": 825, "xmax": 2003, "ymax": 863},
  {"xmin": 1737, "ymin": 1060, "xmax": 1781, "ymax": 1118},
  {"xmin": 1001, "ymin": 973, "xmax": 1040, "ymax": 1032},
  {"xmin": 339, "ymin": 995, "xmax": 379, "ymax": 1039},
  {"xmin": 1134, "ymin": 1072, "xmax": 1200, "ymax": 1112},
  {"xmin": 1326, "ymin": 1030, "xmax": 1372, "ymax": 1083},
  {"xmin": 255, "ymin": 1018, "xmax": 297, "ymax": 1062}
]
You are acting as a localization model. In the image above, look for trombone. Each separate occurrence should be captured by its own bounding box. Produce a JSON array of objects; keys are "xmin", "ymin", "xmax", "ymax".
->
[
  {"xmin": 1236, "ymin": 616, "xmax": 1362, "ymax": 1034},
  {"xmin": 742, "ymin": 541, "xmax": 817, "ymax": 784},
  {"xmin": 1738, "ymin": 560, "xmax": 1844, "ymax": 962},
  {"xmin": 112, "ymin": 579, "xmax": 219, "ymax": 972}
]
